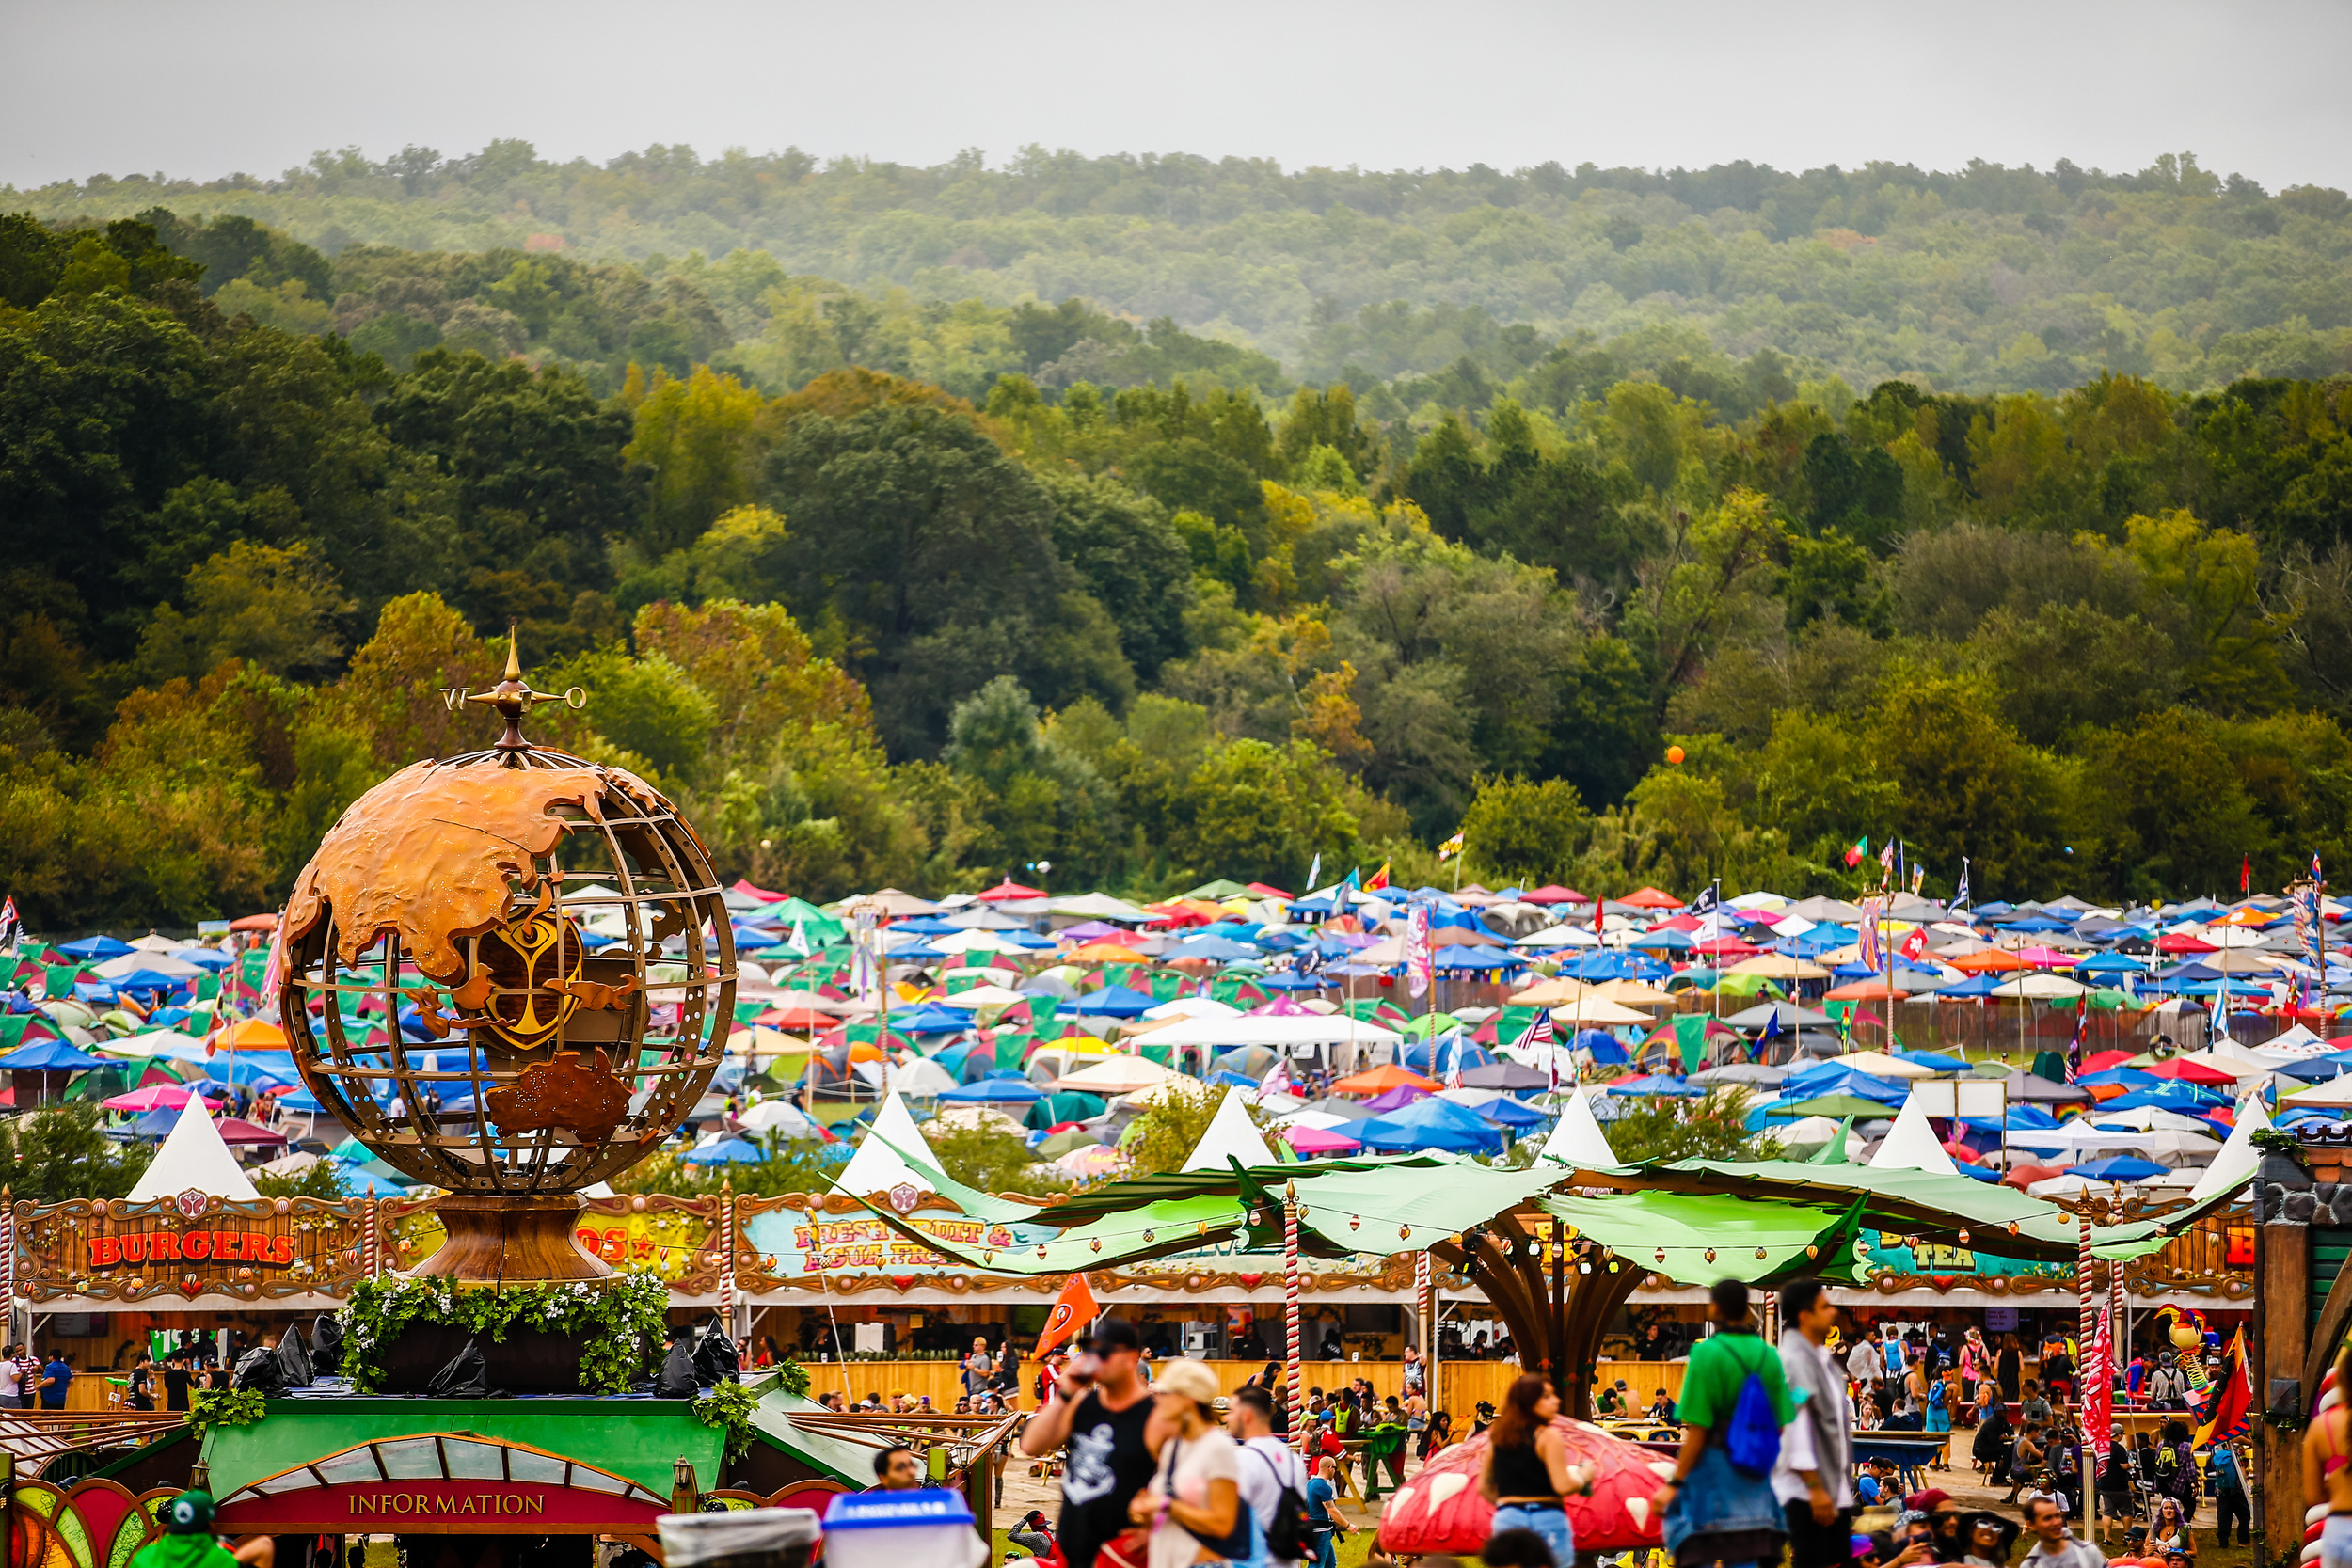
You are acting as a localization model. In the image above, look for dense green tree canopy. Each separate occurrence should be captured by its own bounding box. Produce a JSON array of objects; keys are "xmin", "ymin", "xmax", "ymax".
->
[{"xmin": 5, "ymin": 194, "xmax": 2352, "ymax": 929}]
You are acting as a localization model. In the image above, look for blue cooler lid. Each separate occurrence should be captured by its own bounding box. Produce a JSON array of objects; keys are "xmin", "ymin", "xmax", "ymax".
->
[{"xmin": 820, "ymin": 1489, "xmax": 976, "ymax": 1531}]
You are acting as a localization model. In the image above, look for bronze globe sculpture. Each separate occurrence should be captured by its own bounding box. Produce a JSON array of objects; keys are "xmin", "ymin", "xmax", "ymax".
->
[{"xmin": 277, "ymin": 637, "xmax": 736, "ymax": 1281}]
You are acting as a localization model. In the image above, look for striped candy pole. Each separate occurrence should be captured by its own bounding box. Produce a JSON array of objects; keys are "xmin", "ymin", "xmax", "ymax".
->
[
  {"xmin": 2308, "ymin": 1362, "xmax": 2344, "ymax": 1562},
  {"xmin": 720, "ymin": 1188, "xmax": 737, "ymax": 1336},
  {"xmin": 1285, "ymin": 1181, "xmax": 1305, "ymax": 1455},
  {"xmin": 2077, "ymin": 1208, "xmax": 2096, "ymax": 1530},
  {"xmin": 365, "ymin": 1195, "xmax": 379, "ymax": 1277}
]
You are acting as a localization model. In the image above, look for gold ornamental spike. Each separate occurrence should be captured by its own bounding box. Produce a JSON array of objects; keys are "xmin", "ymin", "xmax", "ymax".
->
[{"xmin": 467, "ymin": 620, "xmax": 585, "ymax": 753}]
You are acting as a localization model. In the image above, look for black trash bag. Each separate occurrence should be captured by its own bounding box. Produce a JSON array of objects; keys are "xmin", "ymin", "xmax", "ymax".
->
[
  {"xmin": 424, "ymin": 1339, "xmax": 488, "ymax": 1400},
  {"xmin": 276, "ymin": 1324, "xmax": 315, "ymax": 1388},
  {"xmin": 655, "ymin": 1330, "xmax": 700, "ymax": 1398},
  {"xmin": 310, "ymin": 1315, "xmax": 344, "ymax": 1377},
  {"xmin": 231, "ymin": 1346, "xmax": 286, "ymax": 1394},
  {"xmin": 691, "ymin": 1317, "xmax": 739, "ymax": 1386}
]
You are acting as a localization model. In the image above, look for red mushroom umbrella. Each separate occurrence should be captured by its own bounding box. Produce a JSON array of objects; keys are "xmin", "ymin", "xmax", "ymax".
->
[{"xmin": 1377, "ymin": 1418, "xmax": 1671, "ymax": 1557}]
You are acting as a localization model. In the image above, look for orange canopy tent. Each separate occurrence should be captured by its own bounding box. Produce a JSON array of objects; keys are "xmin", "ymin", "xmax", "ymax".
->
[
  {"xmin": 1618, "ymin": 887, "xmax": 1684, "ymax": 910},
  {"xmin": 1948, "ymin": 948, "xmax": 2032, "ymax": 974},
  {"xmin": 1330, "ymin": 1064, "xmax": 1440, "ymax": 1095},
  {"xmin": 211, "ymin": 1018, "xmax": 287, "ymax": 1051},
  {"xmin": 1823, "ymin": 979, "xmax": 1908, "ymax": 1002}
]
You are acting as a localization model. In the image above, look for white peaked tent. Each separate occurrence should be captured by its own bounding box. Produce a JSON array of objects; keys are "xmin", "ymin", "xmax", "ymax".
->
[
  {"xmin": 1868, "ymin": 1093, "xmax": 1960, "ymax": 1176},
  {"xmin": 2188, "ymin": 1092, "xmax": 2272, "ymax": 1203},
  {"xmin": 128, "ymin": 1096, "xmax": 260, "ymax": 1201},
  {"xmin": 1533, "ymin": 1087, "xmax": 1619, "ymax": 1168},
  {"xmin": 835, "ymin": 1088, "xmax": 939, "ymax": 1196},
  {"xmin": 1182, "ymin": 1087, "xmax": 1279, "ymax": 1172}
]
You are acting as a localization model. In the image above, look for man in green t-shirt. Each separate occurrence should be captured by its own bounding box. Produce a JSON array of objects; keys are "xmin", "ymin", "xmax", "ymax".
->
[
  {"xmin": 129, "ymin": 1492, "xmax": 273, "ymax": 1568},
  {"xmin": 1650, "ymin": 1279, "xmax": 1797, "ymax": 1568}
]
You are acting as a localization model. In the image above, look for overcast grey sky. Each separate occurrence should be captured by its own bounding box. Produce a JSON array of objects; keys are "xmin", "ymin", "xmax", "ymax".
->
[{"xmin": 8, "ymin": 0, "xmax": 2349, "ymax": 193}]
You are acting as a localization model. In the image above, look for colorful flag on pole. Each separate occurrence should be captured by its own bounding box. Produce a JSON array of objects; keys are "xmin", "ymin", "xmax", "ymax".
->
[
  {"xmin": 2195, "ymin": 1327, "xmax": 2254, "ymax": 1446},
  {"xmin": 2085, "ymin": 1304, "xmax": 2114, "ymax": 1474},
  {"xmin": 1365, "ymin": 862, "xmax": 1391, "ymax": 892},
  {"xmin": 1899, "ymin": 927, "xmax": 1927, "ymax": 963},
  {"xmin": 2065, "ymin": 998, "xmax": 2090, "ymax": 1083},
  {"xmin": 1858, "ymin": 897, "xmax": 1884, "ymax": 969},
  {"xmin": 1844, "ymin": 835, "xmax": 1868, "ymax": 868},
  {"xmin": 1440, "ymin": 1027, "xmax": 1465, "ymax": 1089},
  {"xmin": 1307, "ymin": 852, "xmax": 1322, "ymax": 893},
  {"xmin": 1522, "ymin": 1010, "xmax": 1559, "ymax": 1090},
  {"xmin": 1437, "ymin": 831, "xmax": 1465, "ymax": 863},
  {"xmin": 2240, "ymin": 853, "xmax": 2251, "ymax": 895},
  {"xmin": 1953, "ymin": 857, "xmax": 1971, "ymax": 912},
  {"xmin": 0, "ymin": 895, "xmax": 19, "ymax": 952},
  {"xmin": 1036, "ymin": 1271, "xmax": 1100, "ymax": 1355},
  {"xmin": 1405, "ymin": 904, "xmax": 1434, "ymax": 1000}
]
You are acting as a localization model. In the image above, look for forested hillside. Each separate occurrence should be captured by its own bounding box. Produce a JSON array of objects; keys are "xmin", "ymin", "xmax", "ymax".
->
[
  {"xmin": 14, "ymin": 145, "xmax": 2352, "ymax": 399},
  {"xmin": 3, "ymin": 202, "xmax": 2350, "ymax": 932}
]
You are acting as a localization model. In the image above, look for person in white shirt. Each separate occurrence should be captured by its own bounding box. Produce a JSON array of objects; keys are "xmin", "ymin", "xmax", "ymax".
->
[
  {"xmin": 2020, "ymin": 1493, "xmax": 2108, "ymax": 1568},
  {"xmin": 1775, "ymin": 1278, "xmax": 1856, "ymax": 1568},
  {"xmin": 0, "ymin": 1351, "xmax": 21, "ymax": 1410},
  {"xmin": 1232, "ymin": 1386, "xmax": 1309, "ymax": 1568}
]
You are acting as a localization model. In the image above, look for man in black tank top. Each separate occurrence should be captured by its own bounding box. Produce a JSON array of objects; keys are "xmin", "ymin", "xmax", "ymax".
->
[{"xmin": 1019, "ymin": 1317, "xmax": 1156, "ymax": 1568}]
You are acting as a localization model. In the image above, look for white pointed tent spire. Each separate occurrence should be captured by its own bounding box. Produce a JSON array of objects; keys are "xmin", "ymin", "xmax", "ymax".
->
[
  {"xmin": 1534, "ymin": 1086, "xmax": 1619, "ymax": 1168},
  {"xmin": 836, "ymin": 1087, "xmax": 939, "ymax": 1196},
  {"xmin": 1183, "ymin": 1086, "xmax": 1279, "ymax": 1172},
  {"xmin": 128, "ymin": 1095, "xmax": 260, "ymax": 1201},
  {"xmin": 2188, "ymin": 1090, "xmax": 2271, "ymax": 1203},
  {"xmin": 1868, "ymin": 1092, "xmax": 1959, "ymax": 1176}
]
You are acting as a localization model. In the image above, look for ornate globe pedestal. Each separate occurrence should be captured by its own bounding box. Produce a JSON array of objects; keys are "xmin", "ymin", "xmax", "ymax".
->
[
  {"xmin": 276, "ymin": 635, "xmax": 735, "ymax": 1303},
  {"xmin": 417, "ymin": 1194, "xmax": 610, "ymax": 1284}
]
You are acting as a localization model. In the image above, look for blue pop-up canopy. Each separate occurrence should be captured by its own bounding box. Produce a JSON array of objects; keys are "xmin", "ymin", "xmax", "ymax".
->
[
  {"xmin": 1354, "ymin": 1095, "xmax": 1507, "ymax": 1155},
  {"xmin": 0, "ymin": 1038, "xmax": 103, "ymax": 1072}
]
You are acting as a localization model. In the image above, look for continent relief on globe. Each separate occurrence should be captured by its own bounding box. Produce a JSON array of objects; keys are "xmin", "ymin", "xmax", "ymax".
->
[
  {"xmin": 284, "ymin": 758, "xmax": 671, "ymax": 980},
  {"xmin": 282, "ymin": 758, "xmax": 682, "ymax": 1152}
]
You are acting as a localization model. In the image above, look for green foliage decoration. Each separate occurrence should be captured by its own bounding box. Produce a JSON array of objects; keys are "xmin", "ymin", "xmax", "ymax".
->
[
  {"xmin": 338, "ymin": 1272, "xmax": 669, "ymax": 1395},
  {"xmin": 188, "ymin": 1387, "xmax": 268, "ymax": 1432},
  {"xmin": 692, "ymin": 1380, "xmax": 763, "ymax": 1463}
]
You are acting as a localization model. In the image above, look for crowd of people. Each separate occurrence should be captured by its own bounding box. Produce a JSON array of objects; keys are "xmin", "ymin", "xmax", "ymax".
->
[{"xmin": 977, "ymin": 1285, "xmax": 2249, "ymax": 1568}]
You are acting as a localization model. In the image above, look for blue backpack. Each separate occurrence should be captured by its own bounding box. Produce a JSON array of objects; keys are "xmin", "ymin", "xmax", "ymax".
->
[{"xmin": 1724, "ymin": 1360, "xmax": 1783, "ymax": 1475}]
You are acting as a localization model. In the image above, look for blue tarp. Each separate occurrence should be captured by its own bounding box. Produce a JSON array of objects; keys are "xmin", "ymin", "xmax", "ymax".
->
[
  {"xmin": 1071, "ymin": 985, "xmax": 1157, "ymax": 1017},
  {"xmin": 1354, "ymin": 1095, "xmax": 1507, "ymax": 1155}
]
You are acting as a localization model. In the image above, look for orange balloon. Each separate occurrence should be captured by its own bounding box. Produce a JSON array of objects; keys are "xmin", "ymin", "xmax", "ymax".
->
[{"xmin": 1664, "ymin": 745, "xmax": 1686, "ymax": 765}]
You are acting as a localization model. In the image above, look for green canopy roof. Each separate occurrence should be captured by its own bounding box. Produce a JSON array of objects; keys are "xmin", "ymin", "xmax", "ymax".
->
[
  {"xmin": 749, "ymin": 1382, "xmax": 885, "ymax": 1484},
  {"xmin": 1540, "ymin": 1191, "xmax": 1869, "ymax": 1286},
  {"xmin": 200, "ymin": 1398, "xmax": 722, "ymax": 1498}
]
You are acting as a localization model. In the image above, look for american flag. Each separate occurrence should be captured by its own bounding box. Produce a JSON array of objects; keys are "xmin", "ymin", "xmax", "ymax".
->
[
  {"xmin": 1522, "ymin": 1010, "xmax": 1559, "ymax": 1090},
  {"xmin": 2064, "ymin": 998, "xmax": 2090, "ymax": 1082}
]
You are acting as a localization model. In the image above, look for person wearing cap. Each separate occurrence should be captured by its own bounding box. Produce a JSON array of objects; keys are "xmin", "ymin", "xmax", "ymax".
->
[
  {"xmin": 1021, "ymin": 1318, "xmax": 1156, "ymax": 1568},
  {"xmin": 1127, "ymin": 1357, "xmax": 1251, "ymax": 1566},
  {"xmin": 128, "ymin": 1492, "xmax": 272, "ymax": 1568}
]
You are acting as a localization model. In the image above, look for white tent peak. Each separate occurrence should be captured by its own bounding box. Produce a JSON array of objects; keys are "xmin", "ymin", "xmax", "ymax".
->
[
  {"xmin": 1182, "ymin": 1086, "xmax": 1278, "ymax": 1172},
  {"xmin": 128, "ymin": 1095, "xmax": 260, "ymax": 1201},
  {"xmin": 2188, "ymin": 1091, "xmax": 2271, "ymax": 1203},
  {"xmin": 835, "ymin": 1087, "xmax": 939, "ymax": 1196},
  {"xmin": 1534, "ymin": 1086, "xmax": 1619, "ymax": 1168},
  {"xmin": 1869, "ymin": 1093, "xmax": 1959, "ymax": 1176}
]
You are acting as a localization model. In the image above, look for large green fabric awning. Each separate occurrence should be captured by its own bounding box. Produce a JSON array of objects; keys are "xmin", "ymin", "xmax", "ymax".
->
[
  {"xmin": 199, "ymin": 1398, "xmax": 723, "ymax": 1498},
  {"xmin": 1288, "ymin": 1162, "xmax": 1581, "ymax": 1256},
  {"xmin": 1539, "ymin": 1191, "xmax": 1868, "ymax": 1286}
]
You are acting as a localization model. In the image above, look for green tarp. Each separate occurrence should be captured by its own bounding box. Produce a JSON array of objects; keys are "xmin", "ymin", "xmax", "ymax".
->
[
  {"xmin": 199, "ymin": 1398, "xmax": 723, "ymax": 1497},
  {"xmin": 1540, "ymin": 1191, "xmax": 1867, "ymax": 1286}
]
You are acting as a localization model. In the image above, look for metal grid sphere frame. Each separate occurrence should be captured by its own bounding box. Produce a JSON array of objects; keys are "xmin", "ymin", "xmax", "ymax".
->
[{"xmin": 277, "ymin": 745, "xmax": 738, "ymax": 1195}]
